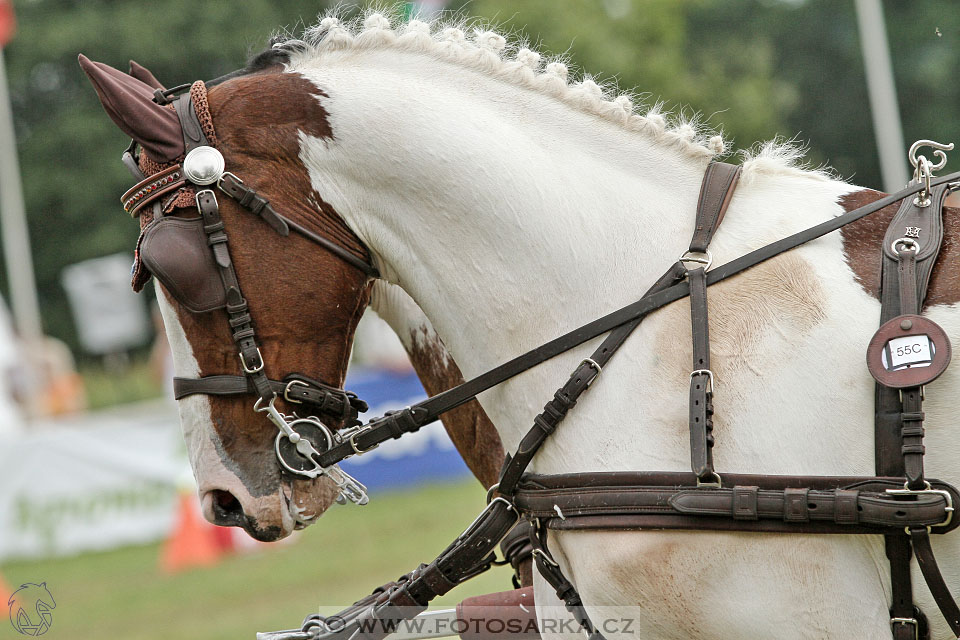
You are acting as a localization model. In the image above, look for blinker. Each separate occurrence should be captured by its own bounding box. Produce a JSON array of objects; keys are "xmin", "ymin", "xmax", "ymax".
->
[
  {"xmin": 182, "ymin": 145, "xmax": 225, "ymax": 185},
  {"xmin": 140, "ymin": 217, "xmax": 228, "ymax": 313}
]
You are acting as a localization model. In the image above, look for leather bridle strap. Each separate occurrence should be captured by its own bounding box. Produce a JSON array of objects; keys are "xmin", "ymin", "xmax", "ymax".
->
[
  {"xmin": 218, "ymin": 173, "xmax": 378, "ymax": 277},
  {"xmin": 173, "ymin": 374, "xmax": 367, "ymax": 424},
  {"xmin": 194, "ymin": 188, "xmax": 276, "ymax": 403},
  {"xmin": 316, "ymin": 169, "xmax": 960, "ymax": 469},
  {"xmin": 912, "ymin": 527, "xmax": 960, "ymax": 636}
]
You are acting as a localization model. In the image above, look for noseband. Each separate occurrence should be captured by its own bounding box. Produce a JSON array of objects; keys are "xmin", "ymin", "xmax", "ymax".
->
[{"xmin": 123, "ymin": 81, "xmax": 377, "ymax": 505}]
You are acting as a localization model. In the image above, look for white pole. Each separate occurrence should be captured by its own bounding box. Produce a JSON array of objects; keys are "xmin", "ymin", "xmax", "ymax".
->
[
  {"xmin": 854, "ymin": 0, "xmax": 909, "ymax": 191},
  {"xmin": 0, "ymin": 46, "xmax": 43, "ymax": 343}
]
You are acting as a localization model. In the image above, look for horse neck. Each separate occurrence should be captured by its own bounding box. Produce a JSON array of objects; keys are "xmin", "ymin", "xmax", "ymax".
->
[
  {"xmin": 369, "ymin": 281, "xmax": 504, "ymax": 487},
  {"xmin": 293, "ymin": 51, "xmax": 839, "ymax": 449}
]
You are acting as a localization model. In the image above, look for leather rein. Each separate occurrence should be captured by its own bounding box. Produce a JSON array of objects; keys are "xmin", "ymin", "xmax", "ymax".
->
[{"xmin": 124, "ymin": 83, "xmax": 960, "ymax": 639}]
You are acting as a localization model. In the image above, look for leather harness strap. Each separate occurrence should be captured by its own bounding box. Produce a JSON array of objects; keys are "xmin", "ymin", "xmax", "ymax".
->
[
  {"xmin": 253, "ymin": 161, "xmax": 960, "ymax": 640},
  {"xmin": 312, "ymin": 169, "xmax": 960, "ymax": 470},
  {"xmin": 511, "ymin": 473, "xmax": 958, "ymax": 533},
  {"xmin": 913, "ymin": 527, "xmax": 960, "ymax": 635},
  {"xmin": 173, "ymin": 374, "xmax": 367, "ymax": 424},
  {"xmin": 687, "ymin": 162, "xmax": 740, "ymax": 483}
]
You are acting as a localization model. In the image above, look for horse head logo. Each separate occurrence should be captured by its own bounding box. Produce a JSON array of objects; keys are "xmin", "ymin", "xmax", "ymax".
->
[{"xmin": 8, "ymin": 582, "xmax": 56, "ymax": 636}]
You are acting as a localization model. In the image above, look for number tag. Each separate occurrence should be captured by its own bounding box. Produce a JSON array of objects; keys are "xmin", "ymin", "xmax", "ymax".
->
[
  {"xmin": 867, "ymin": 315, "xmax": 951, "ymax": 388},
  {"xmin": 884, "ymin": 335, "xmax": 934, "ymax": 370}
]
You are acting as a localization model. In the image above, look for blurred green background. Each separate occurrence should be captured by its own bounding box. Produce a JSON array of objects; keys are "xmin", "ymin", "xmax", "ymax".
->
[{"xmin": 2, "ymin": 0, "xmax": 959, "ymax": 359}]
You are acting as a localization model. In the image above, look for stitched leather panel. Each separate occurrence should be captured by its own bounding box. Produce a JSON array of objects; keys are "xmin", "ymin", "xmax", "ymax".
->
[{"xmin": 140, "ymin": 216, "xmax": 227, "ymax": 313}]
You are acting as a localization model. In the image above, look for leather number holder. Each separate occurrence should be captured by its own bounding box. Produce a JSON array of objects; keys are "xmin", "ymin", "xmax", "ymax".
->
[{"xmin": 867, "ymin": 314, "xmax": 951, "ymax": 388}]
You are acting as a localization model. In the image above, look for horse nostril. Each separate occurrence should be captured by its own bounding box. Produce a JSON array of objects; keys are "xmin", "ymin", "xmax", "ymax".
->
[{"xmin": 209, "ymin": 489, "xmax": 245, "ymax": 527}]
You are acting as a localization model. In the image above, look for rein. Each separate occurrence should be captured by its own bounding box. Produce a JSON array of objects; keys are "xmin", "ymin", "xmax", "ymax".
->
[{"xmin": 122, "ymin": 82, "xmax": 960, "ymax": 640}]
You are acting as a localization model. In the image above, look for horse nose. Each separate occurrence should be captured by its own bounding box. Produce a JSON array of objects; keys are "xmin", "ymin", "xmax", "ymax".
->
[
  {"xmin": 199, "ymin": 489, "xmax": 288, "ymax": 542},
  {"xmin": 201, "ymin": 489, "xmax": 246, "ymax": 528}
]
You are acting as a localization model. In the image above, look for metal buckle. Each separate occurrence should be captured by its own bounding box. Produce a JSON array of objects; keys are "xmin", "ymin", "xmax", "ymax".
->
[
  {"xmin": 690, "ymin": 369, "xmax": 715, "ymax": 394},
  {"xmin": 696, "ymin": 471, "xmax": 722, "ymax": 488},
  {"xmin": 347, "ymin": 426, "xmax": 379, "ymax": 455},
  {"xmin": 886, "ymin": 483, "xmax": 954, "ymax": 530},
  {"xmin": 217, "ymin": 170, "xmax": 244, "ymax": 190},
  {"xmin": 679, "ymin": 249, "xmax": 713, "ymax": 271},
  {"xmin": 239, "ymin": 347, "xmax": 265, "ymax": 373},
  {"xmin": 283, "ymin": 379, "xmax": 309, "ymax": 404},
  {"xmin": 580, "ymin": 358, "xmax": 602, "ymax": 387},
  {"xmin": 532, "ymin": 548, "xmax": 560, "ymax": 568},
  {"xmin": 194, "ymin": 188, "xmax": 217, "ymax": 210},
  {"xmin": 890, "ymin": 617, "xmax": 919, "ymax": 640}
]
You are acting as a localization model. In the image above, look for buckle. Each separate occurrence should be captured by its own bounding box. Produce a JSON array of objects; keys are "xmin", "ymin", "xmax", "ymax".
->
[
  {"xmin": 239, "ymin": 347, "xmax": 265, "ymax": 374},
  {"xmin": 885, "ymin": 483, "xmax": 954, "ymax": 530},
  {"xmin": 696, "ymin": 471, "xmax": 722, "ymax": 488},
  {"xmin": 579, "ymin": 358, "xmax": 602, "ymax": 388},
  {"xmin": 348, "ymin": 426, "xmax": 379, "ymax": 455},
  {"xmin": 679, "ymin": 249, "xmax": 713, "ymax": 271},
  {"xmin": 532, "ymin": 548, "xmax": 560, "ymax": 568},
  {"xmin": 283, "ymin": 379, "xmax": 309, "ymax": 404},
  {"xmin": 890, "ymin": 617, "xmax": 919, "ymax": 640},
  {"xmin": 690, "ymin": 369, "xmax": 715, "ymax": 394}
]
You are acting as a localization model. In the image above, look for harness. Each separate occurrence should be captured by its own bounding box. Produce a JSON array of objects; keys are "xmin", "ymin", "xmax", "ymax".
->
[{"xmin": 123, "ymin": 82, "xmax": 960, "ymax": 639}]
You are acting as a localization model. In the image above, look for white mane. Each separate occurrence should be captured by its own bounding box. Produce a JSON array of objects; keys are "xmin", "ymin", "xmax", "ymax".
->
[{"xmin": 274, "ymin": 8, "xmax": 834, "ymax": 182}]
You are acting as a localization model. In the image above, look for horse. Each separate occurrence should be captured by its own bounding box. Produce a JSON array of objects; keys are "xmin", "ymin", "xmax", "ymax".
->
[
  {"xmin": 80, "ymin": 12, "xmax": 960, "ymax": 639},
  {"xmin": 110, "ymin": 58, "xmax": 509, "ymax": 530}
]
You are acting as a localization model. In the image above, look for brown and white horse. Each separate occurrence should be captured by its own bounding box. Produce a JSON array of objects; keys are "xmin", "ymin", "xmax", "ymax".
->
[{"xmin": 83, "ymin": 13, "xmax": 960, "ymax": 639}]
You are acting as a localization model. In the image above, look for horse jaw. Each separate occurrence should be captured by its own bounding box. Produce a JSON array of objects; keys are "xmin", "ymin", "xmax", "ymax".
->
[{"xmin": 155, "ymin": 286, "xmax": 337, "ymax": 540}]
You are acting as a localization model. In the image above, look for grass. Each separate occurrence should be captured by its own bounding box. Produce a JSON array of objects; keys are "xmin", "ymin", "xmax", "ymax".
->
[{"xmin": 1, "ymin": 480, "xmax": 513, "ymax": 640}]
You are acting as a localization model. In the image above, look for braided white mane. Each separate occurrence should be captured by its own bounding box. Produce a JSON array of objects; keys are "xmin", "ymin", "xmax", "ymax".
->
[{"xmin": 274, "ymin": 9, "xmax": 832, "ymax": 182}]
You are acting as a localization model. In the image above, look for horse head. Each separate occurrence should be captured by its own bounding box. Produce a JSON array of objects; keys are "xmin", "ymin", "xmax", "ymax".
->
[{"xmin": 80, "ymin": 56, "xmax": 376, "ymax": 541}]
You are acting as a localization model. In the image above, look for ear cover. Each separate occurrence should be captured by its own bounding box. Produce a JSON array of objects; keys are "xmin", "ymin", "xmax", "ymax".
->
[
  {"xmin": 78, "ymin": 54, "xmax": 184, "ymax": 163},
  {"xmin": 128, "ymin": 60, "xmax": 165, "ymax": 91}
]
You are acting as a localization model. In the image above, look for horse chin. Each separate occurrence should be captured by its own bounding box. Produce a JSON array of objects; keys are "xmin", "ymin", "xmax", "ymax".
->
[{"xmin": 283, "ymin": 476, "xmax": 340, "ymax": 532}]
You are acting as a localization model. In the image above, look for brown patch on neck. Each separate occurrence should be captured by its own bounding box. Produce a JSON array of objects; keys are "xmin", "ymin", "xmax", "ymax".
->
[
  {"xmin": 839, "ymin": 189, "xmax": 960, "ymax": 307},
  {"xmin": 207, "ymin": 72, "xmax": 370, "ymax": 267},
  {"xmin": 406, "ymin": 327, "xmax": 505, "ymax": 489}
]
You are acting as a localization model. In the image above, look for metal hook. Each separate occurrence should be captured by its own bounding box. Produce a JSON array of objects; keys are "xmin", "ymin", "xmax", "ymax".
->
[{"xmin": 909, "ymin": 140, "xmax": 953, "ymax": 174}]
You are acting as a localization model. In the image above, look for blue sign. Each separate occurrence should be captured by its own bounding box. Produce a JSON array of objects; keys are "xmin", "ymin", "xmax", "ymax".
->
[{"xmin": 340, "ymin": 368, "xmax": 471, "ymax": 491}]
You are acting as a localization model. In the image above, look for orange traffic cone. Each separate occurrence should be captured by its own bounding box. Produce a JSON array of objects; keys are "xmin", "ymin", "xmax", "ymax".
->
[
  {"xmin": 160, "ymin": 491, "xmax": 222, "ymax": 573},
  {"xmin": 1, "ymin": 571, "xmax": 11, "ymax": 616}
]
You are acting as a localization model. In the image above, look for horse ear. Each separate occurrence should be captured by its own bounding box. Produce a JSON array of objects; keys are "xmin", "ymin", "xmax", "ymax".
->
[
  {"xmin": 78, "ymin": 54, "xmax": 183, "ymax": 163},
  {"xmin": 128, "ymin": 60, "xmax": 165, "ymax": 91}
]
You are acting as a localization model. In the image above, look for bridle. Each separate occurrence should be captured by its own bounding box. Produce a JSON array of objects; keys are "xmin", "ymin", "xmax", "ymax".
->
[
  {"xmin": 121, "ymin": 78, "xmax": 960, "ymax": 640},
  {"xmin": 123, "ymin": 80, "xmax": 378, "ymax": 505}
]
